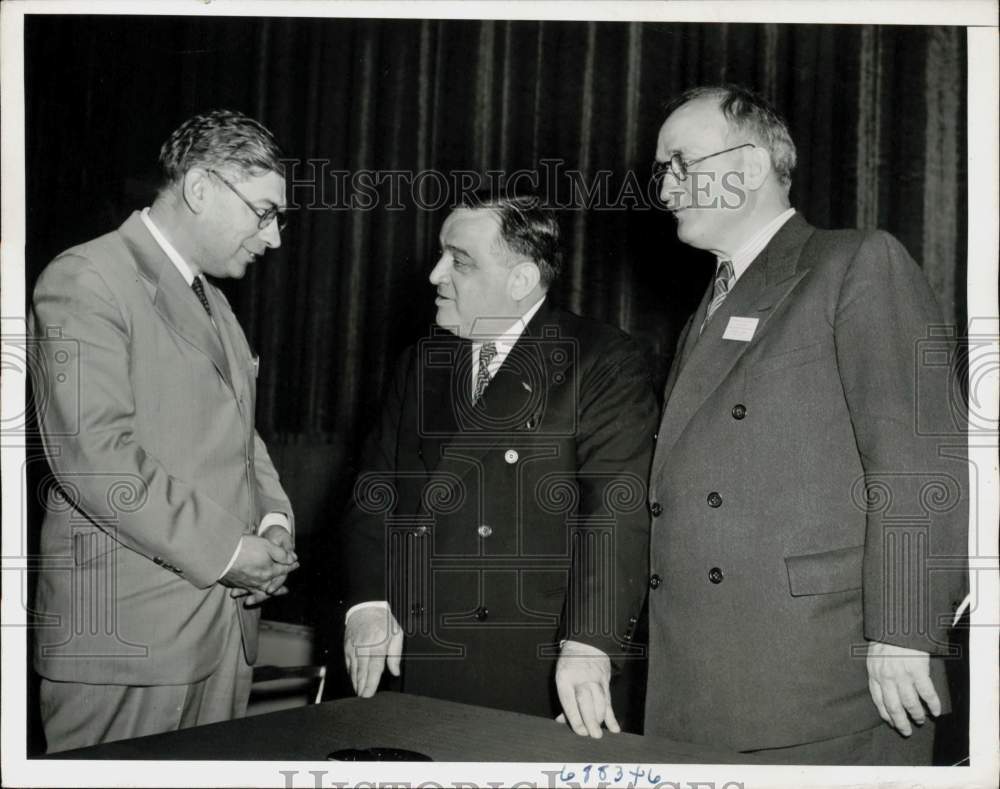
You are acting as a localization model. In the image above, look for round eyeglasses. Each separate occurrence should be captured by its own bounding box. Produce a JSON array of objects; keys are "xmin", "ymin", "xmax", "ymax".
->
[
  {"xmin": 208, "ymin": 168, "xmax": 288, "ymax": 232},
  {"xmin": 652, "ymin": 142, "xmax": 756, "ymax": 185}
]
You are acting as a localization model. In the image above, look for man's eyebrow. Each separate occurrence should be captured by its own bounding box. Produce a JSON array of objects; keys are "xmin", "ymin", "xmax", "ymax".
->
[{"xmin": 443, "ymin": 243, "xmax": 472, "ymax": 258}]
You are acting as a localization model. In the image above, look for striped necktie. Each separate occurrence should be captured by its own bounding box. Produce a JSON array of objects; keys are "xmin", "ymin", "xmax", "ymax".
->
[
  {"xmin": 473, "ymin": 342, "xmax": 497, "ymax": 403},
  {"xmin": 191, "ymin": 276, "xmax": 213, "ymax": 318},
  {"xmin": 700, "ymin": 259, "xmax": 734, "ymax": 333}
]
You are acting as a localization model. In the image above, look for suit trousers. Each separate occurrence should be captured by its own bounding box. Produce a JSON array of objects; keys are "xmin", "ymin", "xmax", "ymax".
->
[
  {"xmin": 40, "ymin": 612, "xmax": 252, "ymax": 753},
  {"xmin": 743, "ymin": 720, "xmax": 937, "ymax": 765}
]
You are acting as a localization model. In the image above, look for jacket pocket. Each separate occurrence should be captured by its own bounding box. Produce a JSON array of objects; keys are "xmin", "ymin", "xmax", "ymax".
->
[
  {"xmin": 785, "ymin": 544, "xmax": 863, "ymax": 596},
  {"xmin": 749, "ymin": 341, "xmax": 827, "ymax": 379}
]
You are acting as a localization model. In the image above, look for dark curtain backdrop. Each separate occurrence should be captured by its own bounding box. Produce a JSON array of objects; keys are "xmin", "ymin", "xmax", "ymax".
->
[{"xmin": 24, "ymin": 16, "xmax": 967, "ymax": 656}]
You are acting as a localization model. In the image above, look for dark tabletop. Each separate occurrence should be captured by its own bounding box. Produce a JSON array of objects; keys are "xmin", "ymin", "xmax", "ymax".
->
[{"xmin": 53, "ymin": 691, "xmax": 749, "ymax": 763}]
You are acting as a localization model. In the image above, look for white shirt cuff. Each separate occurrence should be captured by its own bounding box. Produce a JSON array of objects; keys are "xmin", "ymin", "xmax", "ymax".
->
[
  {"xmin": 218, "ymin": 535, "xmax": 244, "ymax": 580},
  {"xmin": 346, "ymin": 600, "xmax": 390, "ymax": 625},
  {"xmin": 953, "ymin": 594, "xmax": 971, "ymax": 627},
  {"xmin": 258, "ymin": 512, "xmax": 290, "ymax": 536},
  {"xmin": 560, "ymin": 639, "xmax": 609, "ymax": 657}
]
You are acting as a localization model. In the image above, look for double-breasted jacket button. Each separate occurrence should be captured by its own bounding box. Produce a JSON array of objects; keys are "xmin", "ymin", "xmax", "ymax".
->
[
  {"xmin": 628, "ymin": 615, "xmax": 638, "ymax": 625},
  {"xmin": 708, "ymin": 567, "xmax": 724, "ymax": 584},
  {"xmin": 413, "ymin": 525, "xmax": 429, "ymax": 537},
  {"xmin": 477, "ymin": 524, "xmax": 493, "ymax": 538},
  {"xmin": 504, "ymin": 449, "xmax": 519, "ymax": 464},
  {"xmin": 474, "ymin": 606, "xmax": 489, "ymax": 621},
  {"xmin": 707, "ymin": 491, "xmax": 723, "ymax": 508},
  {"xmin": 649, "ymin": 573, "xmax": 662, "ymax": 589},
  {"xmin": 410, "ymin": 603, "xmax": 425, "ymax": 615},
  {"xmin": 731, "ymin": 404, "xmax": 747, "ymax": 420},
  {"xmin": 650, "ymin": 502, "xmax": 663, "ymax": 517}
]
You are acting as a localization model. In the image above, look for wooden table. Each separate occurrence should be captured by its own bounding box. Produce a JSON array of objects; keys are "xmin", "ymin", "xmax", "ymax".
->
[{"xmin": 54, "ymin": 691, "xmax": 748, "ymax": 763}]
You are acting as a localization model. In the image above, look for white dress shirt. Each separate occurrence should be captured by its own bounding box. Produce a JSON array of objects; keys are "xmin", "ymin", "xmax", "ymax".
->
[
  {"xmin": 469, "ymin": 295, "xmax": 546, "ymax": 397},
  {"xmin": 723, "ymin": 207, "xmax": 797, "ymax": 283}
]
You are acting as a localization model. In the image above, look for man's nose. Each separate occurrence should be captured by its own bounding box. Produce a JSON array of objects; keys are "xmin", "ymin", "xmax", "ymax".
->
[
  {"xmin": 659, "ymin": 173, "xmax": 686, "ymax": 207},
  {"xmin": 429, "ymin": 256, "xmax": 450, "ymax": 285},
  {"xmin": 260, "ymin": 218, "xmax": 282, "ymax": 250}
]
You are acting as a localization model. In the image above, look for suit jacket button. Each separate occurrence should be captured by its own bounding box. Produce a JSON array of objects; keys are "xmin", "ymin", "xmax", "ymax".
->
[
  {"xmin": 707, "ymin": 492, "xmax": 723, "ymax": 508},
  {"xmin": 649, "ymin": 573, "xmax": 662, "ymax": 589},
  {"xmin": 410, "ymin": 603, "xmax": 425, "ymax": 616},
  {"xmin": 474, "ymin": 606, "xmax": 489, "ymax": 621},
  {"xmin": 650, "ymin": 502, "xmax": 663, "ymax": 517},
  {"xmin": 504, "ymin": 449, "xmax": 519, "ymax": 464},
  {"xmin": 477, "ymin": 524, "xmax": 493, "ymax": 538},
  {"xmin": 413, "ymin": 525, "xmax": 429, "ymax": 537},
  {"xmin": 731, "ymin": 404, "xmax": 747, "ymax": 420},
  {"xmin": 708, "ymin": 567, "xmax": 724, "ymax": 584}
]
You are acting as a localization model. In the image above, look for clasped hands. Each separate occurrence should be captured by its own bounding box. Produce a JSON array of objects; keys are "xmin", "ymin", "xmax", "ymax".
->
[{"xmin": 221, "ymin": 523, "xmax": 299, "ymax": 607}]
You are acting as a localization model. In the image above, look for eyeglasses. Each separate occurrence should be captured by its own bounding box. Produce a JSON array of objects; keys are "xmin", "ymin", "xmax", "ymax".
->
[
  {"xmin": 652, "ymin": 142, "xmax": 755, "ymax": 184},
  {"xmin": 208, "ymin": 168, "xmax": 287, "ymax": 232}
]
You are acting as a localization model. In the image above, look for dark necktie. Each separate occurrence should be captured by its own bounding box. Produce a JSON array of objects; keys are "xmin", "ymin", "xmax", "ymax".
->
[
  {"xmin": 191, "ymin": 277, "xmax": 213, "ymax": 318},
  {"xmin": 473, "ymin": 342, "xmax": 497, "ymax": 403},
  {"xmin": 700, "ymin": 259, "xmax": 734, "ymax": 333}
]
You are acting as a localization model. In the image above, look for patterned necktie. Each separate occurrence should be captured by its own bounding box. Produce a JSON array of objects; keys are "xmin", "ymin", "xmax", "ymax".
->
[
  {"xmin": 700, "ymin": 259, "xmax": 734, "ymax": 333},
  {"xmin": 191, "ymin": 276, "xmax": 213, "ymax": 318},
  {"xmin": 473, "ymin": 342, "xmax": 497, "ymax": 403}
]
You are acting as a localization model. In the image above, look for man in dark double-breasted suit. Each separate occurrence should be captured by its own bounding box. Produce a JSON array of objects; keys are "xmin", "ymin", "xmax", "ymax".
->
[
  {"xmin": 342, "ymin": 194, "xmax": 658, "ymax": 729},
  {"xmin": 622, "ymin": 85, "xmax": 968, "ymax": 764}
]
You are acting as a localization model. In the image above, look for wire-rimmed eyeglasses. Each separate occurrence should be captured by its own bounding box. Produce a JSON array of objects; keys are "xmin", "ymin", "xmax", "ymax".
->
[
  {"xmin": 652, "ymin": 142, "xmax": 755, "ymax": 184},
  {"xmin": 208, "ymin": 168, "xmax": 287, "ymax": 232}
]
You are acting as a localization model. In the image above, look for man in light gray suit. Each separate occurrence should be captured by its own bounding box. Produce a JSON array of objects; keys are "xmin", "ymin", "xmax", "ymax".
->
[{"xmin": 31, "ymin": 110, "xmax": 298, "ymax": 752}]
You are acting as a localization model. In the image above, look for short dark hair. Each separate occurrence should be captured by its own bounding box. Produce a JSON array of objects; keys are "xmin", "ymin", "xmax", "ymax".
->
[
  {"xmin": 666, "ymin": 84, "xmax": 797, "ymax": 189},
  {"xmin": 158, "ymin": 109, "xmax": 283, "ymax": 188},
  {"xmin": 460, "ymin": 191, "xmax": 563, "ymax": 288}
]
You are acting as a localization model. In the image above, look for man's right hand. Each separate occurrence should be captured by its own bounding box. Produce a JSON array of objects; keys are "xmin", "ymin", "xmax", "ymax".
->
[
  {"xmin": 343, "ymin": 606, "xmax": 403, "ymax": 698},
  {"xmin": 221, "ymin": 534, "xmax": 298, "ymax": 593}
]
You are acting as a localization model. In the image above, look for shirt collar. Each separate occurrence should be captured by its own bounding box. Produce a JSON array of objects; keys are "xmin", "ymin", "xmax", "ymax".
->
[
  {"xmin": 473, "ymin": 295, "xmax": 546, "ymax": 355},
  {"xmin": 720, "ymin": 207, "xmax": 797, "ymax": 283},
  {"xmin": 140, "ymin": 207, "xmax": 198, "ymax": 286}
]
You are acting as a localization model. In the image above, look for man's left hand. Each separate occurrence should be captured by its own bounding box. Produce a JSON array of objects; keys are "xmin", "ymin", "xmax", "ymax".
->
[
  {"xmin": 554, "ymin": 640, "xmax": 619, "ymax": 739},
  {"xmin": 231, "ymin": 523, "xmax": 296, "ymax": 607},
  {"xmin": 866, "ymin": 640, "xmax": 940, "ymax": 736}
]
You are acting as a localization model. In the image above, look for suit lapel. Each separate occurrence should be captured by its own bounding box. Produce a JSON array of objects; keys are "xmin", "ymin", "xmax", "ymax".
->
[
  {"xmin": 654, "ymin": 214, "xmax": 815, "ymax": 472},
  {"xmin": 418, "ymin": 334, "xmax": 470, "ymax": 470},
  {"xmin": 206, "ymin": 284, "xmax": 251, "ymax": 407},
  {"xmin": 119, "ymin": 212, "xmax": 233, "ymax": 390}
]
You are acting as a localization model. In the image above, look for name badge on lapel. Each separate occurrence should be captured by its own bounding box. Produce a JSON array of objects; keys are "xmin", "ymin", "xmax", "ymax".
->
[{"xmin": 723, "ymin": 317, "xmax": 759, "ymax": 342}]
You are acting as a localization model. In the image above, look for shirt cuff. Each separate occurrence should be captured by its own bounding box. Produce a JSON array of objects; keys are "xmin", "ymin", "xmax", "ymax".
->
[
  {"xmin": 346, "ymin": 600, "xmax": 390, "ymax": 625},
  {"xmin": 218, "ymin": 535, "xmax": 244, "ymax": 581},
  {"xmin": 561, "ymin": 639, "xmax": 609, "ymax": 657},
  {"xmin": 258, "ymin": 512, "xmax": 290, "ymax": 536}
]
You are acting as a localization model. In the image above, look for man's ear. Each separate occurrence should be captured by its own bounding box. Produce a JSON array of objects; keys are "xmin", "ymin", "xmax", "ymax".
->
[
  {"xmin": 508, "ymin": 261, "xmax": 541, "ymax": 301},
  {"xmin": 744, "ymin": 146, "xmax": 773, "ymax": 191},
  {"xmin": 181, "ymin": 168, "xmax": 211, "ymax": 215}
]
